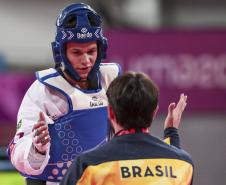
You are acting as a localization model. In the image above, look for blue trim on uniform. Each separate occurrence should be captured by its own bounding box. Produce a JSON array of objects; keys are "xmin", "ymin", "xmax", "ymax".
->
[
  {"xmin": 36, "ymin": 71, "xmax": 60, "ymax": 81},
  {"xmin": 35, "ymin": 71, "xmax": 73, "ymax": 113},
  {"xmin": 115, "ymin": 63, "xmax": 122, "ymax": 76},
  {"xmin": 72, "ymin": 86, "xmax": 103, "ymax": 94}
]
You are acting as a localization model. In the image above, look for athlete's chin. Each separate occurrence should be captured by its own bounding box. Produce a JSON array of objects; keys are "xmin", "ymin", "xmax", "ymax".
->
[
  {"xmin": 79, "ymin": 74, "xmax": 89, "ymax": 81},
  {"xmin": 78, "ymin": 70, "xmax": 92, "ymax": 80}
]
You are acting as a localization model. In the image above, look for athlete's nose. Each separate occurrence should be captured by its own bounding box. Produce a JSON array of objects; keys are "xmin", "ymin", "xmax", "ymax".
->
[{"xmin": 81, "ymin": 54, "xmax": 90, "ymax": 65}]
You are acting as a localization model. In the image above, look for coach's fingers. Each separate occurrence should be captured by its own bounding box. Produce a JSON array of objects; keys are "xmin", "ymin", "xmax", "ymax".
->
[
  {"xmin": 168, "ymin": 102, "xmax": 176, "ymax": 116},
  {"xmin": 176, "ymin": 93, "xmax": 187, "ymax": 112},
  {"xmin": 164, "ymin": 103, "xmax": 176, "ymax": 129}
]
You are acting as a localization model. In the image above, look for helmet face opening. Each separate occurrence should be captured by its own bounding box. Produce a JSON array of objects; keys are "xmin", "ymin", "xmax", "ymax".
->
[
  {"xmin": 64, "ymin": 15, "xmax": 77, "ymax": 29},
  {"xmin": 87, "ymin": 12, "xmax": 101, "ymax": 27},
  {"xmin": 52, "ymin": 3, "xmax": 108, "ymax": 82}
]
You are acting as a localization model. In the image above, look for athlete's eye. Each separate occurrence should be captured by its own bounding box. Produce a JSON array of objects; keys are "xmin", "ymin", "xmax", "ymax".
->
[
  {"xmin": 70, "ymin": 50, "xmax": 80, "ymax": 55},
  {"xmin": 88, "ymin": 48, "xmax": 97, "ymax": 55}
]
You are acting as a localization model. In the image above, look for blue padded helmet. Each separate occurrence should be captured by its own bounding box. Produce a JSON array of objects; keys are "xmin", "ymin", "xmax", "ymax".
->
[{"xmin": 51, "ymin": 3, "xmax": 108, "ymax": 81}]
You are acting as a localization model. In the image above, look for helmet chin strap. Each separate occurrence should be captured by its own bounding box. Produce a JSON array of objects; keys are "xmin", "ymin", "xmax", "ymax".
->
[
  {"xmin": 61, "ymin": 66, "xmax": 99, "ymax": 90},
  {"xmin": 60, "ymin": 62, "xmax": 81, "ymax": 81}
]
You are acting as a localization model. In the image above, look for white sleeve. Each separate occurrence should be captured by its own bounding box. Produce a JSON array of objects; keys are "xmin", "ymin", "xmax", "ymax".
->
[{"xmin": 10, "ymin": 80, "xmax": 53, "ymax": 175}]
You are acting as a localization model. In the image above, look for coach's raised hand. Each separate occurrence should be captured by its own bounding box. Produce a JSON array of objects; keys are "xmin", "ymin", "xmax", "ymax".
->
[
  {"xmin": 164, "ymin": 93, "xmax": 188, "ymax": 129},
  {"xmin": 32, "ymin": 112, "xmax": 51, "ymax": 155}
]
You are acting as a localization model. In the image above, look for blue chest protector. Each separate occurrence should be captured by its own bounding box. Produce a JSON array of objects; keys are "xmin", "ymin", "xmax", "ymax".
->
[{"xmin": 24, "ymin": 67, "xmax": 117, "ymax": 182}]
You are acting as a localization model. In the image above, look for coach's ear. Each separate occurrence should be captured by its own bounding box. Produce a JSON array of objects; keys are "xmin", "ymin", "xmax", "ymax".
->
[
  {"xmin": 107, "ymin": 106, "xmax": 118, "ymax": 128},
  {"xmin": 107, "ymin": 106, "xmax": 116, "ymax": 124}
]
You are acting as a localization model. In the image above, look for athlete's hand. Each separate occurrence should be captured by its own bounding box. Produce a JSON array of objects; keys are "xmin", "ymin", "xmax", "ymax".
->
[
  {"xmin": 32, "ymin": 112, "xmax": 50, "ymax": 155},
  {"xmin": 164, "ymin": 93, "xmax": 187, "ymax": 129}
]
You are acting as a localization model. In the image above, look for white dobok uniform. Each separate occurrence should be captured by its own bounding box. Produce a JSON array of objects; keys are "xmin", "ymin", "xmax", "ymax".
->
[{"xmin": 8, "ymin": 63, "xmax": 121, "ymax": 185}]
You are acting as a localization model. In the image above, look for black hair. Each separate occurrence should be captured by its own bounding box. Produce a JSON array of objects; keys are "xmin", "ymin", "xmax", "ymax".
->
[{"xmin": 106, "ymin": 71, "xmax": 159, "ymax": 130}]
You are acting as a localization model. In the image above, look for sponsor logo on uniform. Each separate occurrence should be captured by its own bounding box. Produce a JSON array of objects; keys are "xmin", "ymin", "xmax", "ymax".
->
[
  {"xmin": 90, "ymin": 96, "xmax": 104, "ymax": 107},
  {"xmin": 81, "ymin": 28, "xmax": 88, "ymax": 33},
  {"xmin": 77, "ymin": 27, "xmax": 92, "ymax": 39}
]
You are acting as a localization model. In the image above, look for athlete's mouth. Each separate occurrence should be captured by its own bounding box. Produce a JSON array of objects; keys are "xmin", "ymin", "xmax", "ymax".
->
[{"xmin": 76, "ymin": 67, "xmax": 91, "ymax": 73}]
